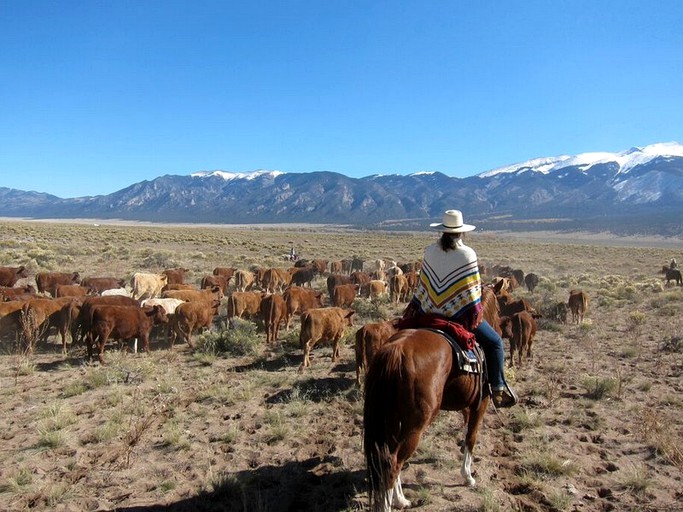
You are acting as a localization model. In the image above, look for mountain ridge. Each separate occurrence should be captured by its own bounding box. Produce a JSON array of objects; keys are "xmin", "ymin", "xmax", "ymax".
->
[{"xmin": 1, "ymin": 142, "xmax": 682, "ymax": 236}]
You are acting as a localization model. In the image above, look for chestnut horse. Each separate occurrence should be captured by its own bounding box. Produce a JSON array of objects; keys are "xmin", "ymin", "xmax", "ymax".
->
[{"xmin": 363, "ymin": 287, "xmax": 499, "ymax": 511}]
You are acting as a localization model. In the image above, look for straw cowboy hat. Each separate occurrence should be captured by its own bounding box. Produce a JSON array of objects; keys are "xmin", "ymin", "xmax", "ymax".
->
[{"xmin": 429, "ymin": 210, "xmax": 476, "ymax": 233}]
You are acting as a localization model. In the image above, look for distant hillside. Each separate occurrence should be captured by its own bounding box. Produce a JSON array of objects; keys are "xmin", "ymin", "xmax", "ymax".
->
[{"xmin": 1, "ymin": 143, "xmax": 682, "ymax": 236}]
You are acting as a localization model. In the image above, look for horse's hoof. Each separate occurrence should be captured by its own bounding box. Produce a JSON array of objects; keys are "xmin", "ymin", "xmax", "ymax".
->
[{"xmin": 393, "ymin": 496, "xmax": 411, "ymax": 509}]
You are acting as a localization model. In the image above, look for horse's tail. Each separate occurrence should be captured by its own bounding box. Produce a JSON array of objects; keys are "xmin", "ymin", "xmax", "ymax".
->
[{"xmin": 363, "ymin": 340, "xmax": 403, "ymax": 510}]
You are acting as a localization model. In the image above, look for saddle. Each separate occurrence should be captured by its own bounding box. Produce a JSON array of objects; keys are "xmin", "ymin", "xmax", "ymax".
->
[{"xmin": 397, "ymin": 313, "xmax": 485, "ymax": 375}]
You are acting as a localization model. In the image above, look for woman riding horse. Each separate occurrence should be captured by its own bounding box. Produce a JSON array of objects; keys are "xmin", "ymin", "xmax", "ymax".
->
[{"xmin": 363, "ymin": 210, "xmax": 517, "ymax": 511}]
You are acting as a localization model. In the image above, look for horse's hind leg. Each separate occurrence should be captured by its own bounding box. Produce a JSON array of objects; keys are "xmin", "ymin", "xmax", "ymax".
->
[{"xmin": 391, "ymin": 472, "xmax": 411, "ymax": 509}]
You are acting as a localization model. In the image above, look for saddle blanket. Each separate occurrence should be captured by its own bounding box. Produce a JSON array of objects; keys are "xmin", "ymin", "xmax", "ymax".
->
[{"xmin": 397, "ymin": 313, "xmax": 476, "ymax": 350}]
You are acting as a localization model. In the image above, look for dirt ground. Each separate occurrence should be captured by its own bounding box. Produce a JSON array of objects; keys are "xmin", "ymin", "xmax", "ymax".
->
[{"xmin": 0, "ymin": 222, "xmax": 682, "ymax": 512}]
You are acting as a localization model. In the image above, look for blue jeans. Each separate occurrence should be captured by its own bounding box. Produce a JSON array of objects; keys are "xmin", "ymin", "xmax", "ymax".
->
[{"xmin": 473, "ymin": 320, "xmax": 506, "ymax": 391}]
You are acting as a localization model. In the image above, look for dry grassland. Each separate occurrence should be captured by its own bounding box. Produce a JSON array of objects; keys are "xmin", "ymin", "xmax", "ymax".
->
[{"xmin": 0, "ymin": 220, "xmax": 681, "ymax": 512}]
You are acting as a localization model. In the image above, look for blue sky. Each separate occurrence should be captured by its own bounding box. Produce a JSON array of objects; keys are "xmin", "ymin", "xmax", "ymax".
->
[{"xmin": 2, "ymin": 1, "xmax": 683, "ymax": 198}]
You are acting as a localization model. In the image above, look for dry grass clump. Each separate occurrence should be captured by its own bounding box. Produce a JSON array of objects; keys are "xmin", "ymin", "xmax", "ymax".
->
[{"xmin": 636, "ymin": 407, "xmax": 683, "ymax": 470}]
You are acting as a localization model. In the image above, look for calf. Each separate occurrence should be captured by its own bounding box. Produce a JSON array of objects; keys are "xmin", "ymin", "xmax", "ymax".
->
[
  {"xmin": 201, "ymin": 275, "xmax": 231, "ymax": 294},
  {"xmin": 0, "ymin": 266, "xmax": 29, "ymax": 287},
  {"xmin": 89, "ymin": 304, "xmax": 168, "ymax": 363},
  {"xmin": 283, "ymin": 287, "xmax": 324, "ymax": 330},
  {"xmin": 213, "ymin": 267, "xmax": 237, "ymax": 279},
  {"xmin": 0, "ymin": 300, "xmax": 28, "ymax": 342},
  {"xmin": 76, "ymin": 295, "xmax": 141, "ymax": 346},
  {"xmin": 225, "ymin": 291, "xmax": 263, "ymax": 323},
  {"xmin": 360, "ymin": 280, "xmax": 388, "ymax": 300},
  {"xmin": 389, "ymin": 274, "xmax": 409, "ymax": 303},
  {"xmin": 260, "ymin": 293, "xmax": 286, "ymax": 343},
  {"xmin": 21, "ymin": 297, "xmax": 82, "ymax": 353},
  {"xmin": 327, "ymin": 274, "xmax": 352, "ymax": 300},
  {"xmin": 354, "ymin": 318, "xmax": 400, "ymax": 386},
  {"xmin": 332, "ymin": 283, "xmax": 359, "ymax": 308},
  {"xmin": 0, "ymin": 284, "xmax": 36, "ymax": 301},
  {"xmin": 299, "ymin": 307, "xmax": 355, "ymax": 369},
  {"xmin": 233, "ymin": 270, "xmax": 255, "ymax": 292},
  {"xmin": 131, "ymin": 272, "xmax": 168, "ymax": 301},
  {"xmin": 500, "ymin": 311, "xmax": 538, "ymax": 368},
  {"xmin": 568, "ymin": 289, "xmax": 589, "ymax": 324},
  {"xmin": 289, "ymin": 267, "xmax": 317, "ymax": 288},
  {"xmin": 171, "ymin": 299, "xmax": 220, "ymax": 347},
  {"xmin": 80, "ymin": 277, "xmax": 126, "ymax": 294},
  {"xmin": 524, "ymin": 273, "xmax": 540, "ymax": 293},
  {"xmin": 162, "ymin": 286, "xmax": 222, "ymax": 303},
  {"xmin": 55, "ymin": 284, "xmax": 94, "ymax": 298},
  {"xmin": 163, "ymin": 267, "xmax": 190, "ymax": 285},
  {"xmin": 35, "ymin": 271, "xmax": 81, "ymax": 297}
]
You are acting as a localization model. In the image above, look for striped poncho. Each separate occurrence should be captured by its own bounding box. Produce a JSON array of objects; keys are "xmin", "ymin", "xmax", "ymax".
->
[{"xmin": 412, "ymin": 238, "xmax": 483, "ymax": 330}]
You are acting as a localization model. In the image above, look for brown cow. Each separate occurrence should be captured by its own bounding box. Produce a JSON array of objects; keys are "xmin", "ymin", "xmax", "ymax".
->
[
  {"xmin": 350, "ymin": 271, "xmax": 371, "ymax": 287},
  {"xmin": 329, "ymin": 261, "xmax": 343, "ymax": 274},
  {"xmin": 21, "ymin": 297, "xmax": 83, "ymax": 353},
  {"xmin": 299, "ymin": 307, "xmax": 355, "ymax": 369},
  {"xmin": 360, "ymin": 280, "xmax": 388, "ymax": 300},
  {"xmin": 162, "ymin": 268, "xmax": 190, "ymax": 285},
  {"xmin": 0, "ymin": 284, "xmax": 36, "ymax": 301},
  {"xmin": 75, "ymin": 295, "xmax": 141, "ymax": 346},
  {"xmin": 225, "ymin": 291, "xmax": 263, "ymax": 322},
  {"xmin": 171, "ymin": 299, "xmax": 220, "ymax": 347},
  {"xmin": 500, "ymin": 310, "xmax": 538, "ymax": 368},
  {"xmin": 162, "ymin": 286, "xmax": 222, "ymax": 303},
  {"xmin": 354, "ymin": 318, "xmax": 400, "ymax": 386},
  {"xmin": 89, "ymin": 304, "xmax": 168, "ymax": 363},
  {"xmin": 498, "ymin": 296, "xmax": 536, "ymax": 317},
  {"xmin": 389, "ymin": 274, "xmax": 409, "ymax": 303},
  {"xmin": 0, "ymin": 266, "xmax": 29, "ymax": 287},
  {"xmin": 162, "ymin": 283, "xmax": 197, "ymax": 292},
  {"xmin": 260, "ymin": 293, "xmax": 286, "ymax": 343},
  {"xmin": 201, "ymin": 275, "xmax": 231, "ymax": 294},
  {"xmin": 310, "ymin": 259, "xmax": 328, "ymax": 275},
  {"xmin": 55, "ymin": 284, "xmax": 94, "ymax": 298},
  {"xmin": 332, "ymin": 283, "xmax": 359, "ymax": 308},
  {"xmin": 262, "ymin": 268, "xmax": 292, "ymax": 294},
  {"xmin": 327, "ymin": 274, "xmax": 352, "ymax": 300},
  {"xmin": 0, "ymin": 300, "xmax": 28, "ymax": 341},
  {"xmin": 213, "ymin": 267, "xmax": 237, "ymax": 279},
  {"xmin": 80, "ymin": 277, "xmax": 126, "ymax": 294},
  {"xmin": 283, "ymin": 287, "xmax": 324, "ymax": 330},
  {"xmin": 234, "ymin": 270, "xmax": 255, "ymax": 292},
  {"xmin": 568, "ymin": 289, "xmax": 589, "ymax": 324},
  {"xmin": 35, "ymin": 271, "xmax": 81, "ymax": 297}
]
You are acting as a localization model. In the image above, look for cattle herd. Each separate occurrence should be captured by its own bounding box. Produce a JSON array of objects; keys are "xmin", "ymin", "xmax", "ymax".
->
[{"xmin": 0, "ymin": 257, "xmax": 599, "ymax": 380}]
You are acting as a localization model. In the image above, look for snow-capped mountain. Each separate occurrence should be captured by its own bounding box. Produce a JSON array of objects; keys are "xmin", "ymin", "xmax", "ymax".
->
[
  {"xmin": 0, "ymin": 143, "xmax": 682, "ymax": 236},
  {"xmin": 479, "ymin": 142, "xmax": 683, "ymax": 177}
]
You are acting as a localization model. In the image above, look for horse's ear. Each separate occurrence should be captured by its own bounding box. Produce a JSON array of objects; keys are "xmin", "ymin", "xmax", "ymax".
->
[{"xmin": 492, "ymin": 279, "xmax": 505, "ymax": 294}]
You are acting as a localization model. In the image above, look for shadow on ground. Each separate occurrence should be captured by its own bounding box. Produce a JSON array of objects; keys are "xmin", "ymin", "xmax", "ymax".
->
[{"xmin": 114, "ymin": 455, "xmax": 365, "ymax": 512}]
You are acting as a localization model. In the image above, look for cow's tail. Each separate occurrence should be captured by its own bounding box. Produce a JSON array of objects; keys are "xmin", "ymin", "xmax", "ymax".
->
[
  {"xmin": 364, "ymin": 342, "xmax": 404, "ymax": 511},
  {"xmin": 299, "ymin": 312, "xmax": 310, "ymax": 349}
]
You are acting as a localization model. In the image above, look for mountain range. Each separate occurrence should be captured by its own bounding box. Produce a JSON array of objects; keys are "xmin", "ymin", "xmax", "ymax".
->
[{"xmin": 1, "ymin": 142, "xmax": 682, "ymax": 236}]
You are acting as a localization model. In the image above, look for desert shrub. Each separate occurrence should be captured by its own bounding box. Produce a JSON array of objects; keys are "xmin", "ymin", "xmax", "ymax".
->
[
  {"xmin": 627, "ymin": 311, "xmax": 647, "ymax": 332},
  {"xmin": 519, "ymin": 452, "xmax": 578, "ymax": 478},
  {"xmin": 138, "ymin": 248, "xmax": 177, "ymax": 268},
  {"xmin": 581, "ymin": 376, "xmax": 616, "ymax": 400},
  {"xmin": 347, "ymin": 297, "xmax": 392, "ymax": 322},
  {"xmin": 660, "ymin": 336, "xmax": 683, "ymax": 353},
  {"xmin": 194, "ymin": 320, "xmax": 261, "ymax": 356}
]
